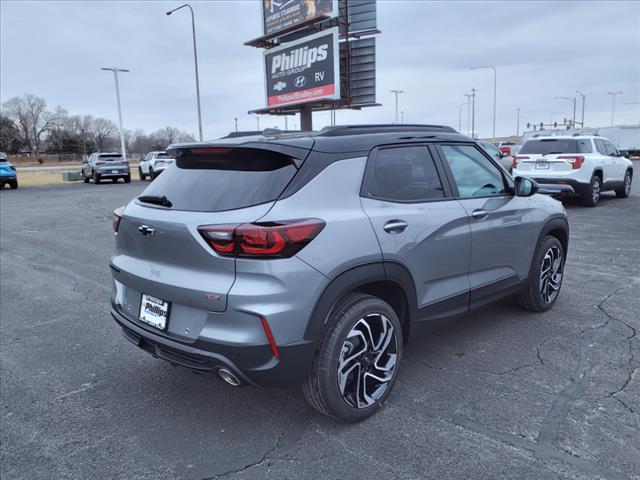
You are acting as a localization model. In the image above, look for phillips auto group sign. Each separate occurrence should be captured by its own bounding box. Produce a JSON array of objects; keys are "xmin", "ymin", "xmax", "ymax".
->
[{"xmin": 264, "ymin": 28, "xmax": 340, "ymax": 108}]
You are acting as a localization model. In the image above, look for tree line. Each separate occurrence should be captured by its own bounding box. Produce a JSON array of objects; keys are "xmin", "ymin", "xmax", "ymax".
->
[{"xmin": 0, "ymin": 93, "xmax": 195, "ymax": 156}]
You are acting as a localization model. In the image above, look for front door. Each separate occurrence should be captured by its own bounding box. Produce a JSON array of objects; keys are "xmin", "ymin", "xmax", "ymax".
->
[
  {"xmin": 436, "ymin": 144, "xmax": 537, "ymax": 310},
  {"xmin": 360, "ymin": 145, "xmax": 472, "ymax": 320}
]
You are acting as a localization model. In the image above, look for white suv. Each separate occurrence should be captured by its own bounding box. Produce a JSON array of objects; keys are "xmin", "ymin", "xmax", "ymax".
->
[
  {"xmin": 513, "ymin": 135, "xmax": 633, "ymax": 206},
  {"xmin": 139, "ymin": 151, "xmax": 174, "ymax": 181}
]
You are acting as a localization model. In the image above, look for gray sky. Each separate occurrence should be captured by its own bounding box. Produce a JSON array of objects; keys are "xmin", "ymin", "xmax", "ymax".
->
[{"xmin": 1, "ymin": 0, "xmax": 639, "ymax": 139}]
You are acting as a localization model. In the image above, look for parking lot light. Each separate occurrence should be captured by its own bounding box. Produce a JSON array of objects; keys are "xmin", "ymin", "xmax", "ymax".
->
[
  {"xmin": 470, "ymin": 65, "xmax": 496, "ymax": 143},
  {"xmin": 608, "ymin": 91, "xmax": 623, "ymax": 126},
  {"xmin": 100, "ymin": 67, "xmax": 129, "ymax": 161}
]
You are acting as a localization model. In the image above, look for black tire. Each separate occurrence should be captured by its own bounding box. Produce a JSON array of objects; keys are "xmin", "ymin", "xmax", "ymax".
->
[
  {"xmin": 149, "ymin": 168, "xmax": 155, "ymax": 180},
  {"xmin": 111, "ymin": 177, "xmax": 117, "ymax": 183},
  {"xmin": 9, "ymin": 179, "xmax": 18, "ymax": 189},
  {"xmin": 92, "ymin": 170, "xmax": 101, "ymax": 184},
  {"xmin": 580, "ymin": 174, "xmax": 601, "ymax": 207},
  {"xmin": 139, "ymin": 167, "xmax": 146, "ymax": 181},
  {"xmin": 303, "ymin": 293, "xmax": 403, "ymax": 422},
  {"xmin": 514, "ymin": 235, "xmax": 565, "ymax": 312},
  {"xmin": 82, "ymin": 170, "xmax": 89, "ymax": 183},
  {"xmin": 124, "ymin": 175, "xmax": 131, "ymax": 184},
  {"xmin": 615, "ymin": 170, "xmax": 632, "ymax": 198}
]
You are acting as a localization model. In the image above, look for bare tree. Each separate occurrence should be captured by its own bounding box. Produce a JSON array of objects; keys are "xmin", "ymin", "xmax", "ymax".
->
[
  {"xmin": 92, "ymin": 117, "xmax": 118, "ymax": 151},
  {"xmin": 2, "ymin": 94, "xmax": 65, "ymax": 156}
]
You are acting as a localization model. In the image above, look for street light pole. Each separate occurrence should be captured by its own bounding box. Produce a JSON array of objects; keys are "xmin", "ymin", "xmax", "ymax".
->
[
  {"xmin": 100, "ymin": 67, "xmax": 129, "ymax": 161},
  {"xmin": 470, "ymin": 65, "xmax": 496, "ymax": 143},
  {"xmin": 576, "ymin": 90, "xmax": 585, "ymax": 127},
  {"xmin": 234, "ymin": 117, "xmax": 238, "ymax": 132},
  {"xmin": 167, "ymin": 4, "xmax": 203, "ymax": 141},
  {"xmin": 464, "ymin": 93, "xmax": 472, "ymax": 135},
  {"xmin": 470, "ymin": 88, "xmax": 476, "ymax": 139},
  {"xmin": 401, "ymin": 111, "xmax": 404, "ymax": 124},
  {"xmin": 390, "ymin": 89, "xmax": 403, "ymax": 124},
  {"xmin": 608, "ymin": 91, "xmax": 622, "ymax": 126},
  {"xmin": 458, "ymin": 101, "xmax": 468, "ymax": 132},
  {"xmin": 516, "ymin": 107, "xmax": 520, "ymax": 136}
]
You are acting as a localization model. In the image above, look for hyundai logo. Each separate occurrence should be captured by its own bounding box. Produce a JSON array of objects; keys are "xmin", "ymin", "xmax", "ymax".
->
[{"xmin": 294, "ymin": 76, "xmax": 307, "ymax": 88}]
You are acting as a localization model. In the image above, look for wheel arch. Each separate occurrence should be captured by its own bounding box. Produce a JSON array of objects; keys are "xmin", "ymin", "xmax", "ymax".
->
[
  {"xmin": 303, "ymin": 262, "xmax": 418, "ymax": 349},
  {"xmin": 533, "ymin": 215, "xmax": 569, "ymax": 268}
]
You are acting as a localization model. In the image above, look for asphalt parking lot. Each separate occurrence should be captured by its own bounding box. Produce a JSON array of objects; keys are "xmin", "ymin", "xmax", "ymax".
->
[{"xmin": 1, "ymin": 179, "xmax": 639, "ymax": 480}]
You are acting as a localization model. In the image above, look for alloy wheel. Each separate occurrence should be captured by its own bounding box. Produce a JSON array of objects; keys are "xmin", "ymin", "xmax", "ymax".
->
[
  {"xmin": 539, "ymin": 245, "xmax": 563, "ymax": 304},
  {"xmin": 592, "ymin": 178, "xmax": 600, "ymax": 204},
  {"xmin": 337, "ymin": 313, "xmax": 398, "ymax": 409}
]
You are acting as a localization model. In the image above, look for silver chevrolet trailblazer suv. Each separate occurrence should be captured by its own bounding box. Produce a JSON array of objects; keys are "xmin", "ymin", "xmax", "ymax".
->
[{"xmin": 110, "ymin": 125, "xmax": 569, "ymax": 422}]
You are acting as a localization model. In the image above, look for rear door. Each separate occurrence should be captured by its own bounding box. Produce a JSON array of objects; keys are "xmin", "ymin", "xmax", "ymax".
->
[
  {"xmin": 360, "ymin": 145, "xmax": 472, "ymax": 320},
  {"xmin": 436, "ymin": 144, "xmax": 536, "ymax": 309},
  {"xmin": 594, "ymin": 139, "xmax": 616, "ymax": 182},
  {"xmin": 603, "ymin": 139, "xmax": 625, "ymax": 180}
]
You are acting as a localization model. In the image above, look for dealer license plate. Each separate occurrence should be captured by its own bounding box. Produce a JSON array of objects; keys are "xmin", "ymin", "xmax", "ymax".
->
[
  {"xmin": 535, "ymin": 161, "xmax": 550, "ymax": 170},
  {"xmin": 139, "ymin": 294, "xmax": 169, "ymax": 330}
]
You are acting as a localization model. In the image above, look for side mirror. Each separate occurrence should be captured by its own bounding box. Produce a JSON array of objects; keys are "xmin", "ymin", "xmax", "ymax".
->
[{"xmin": 514, "ymin": 176, "xmax": 539, "ymax": 197}]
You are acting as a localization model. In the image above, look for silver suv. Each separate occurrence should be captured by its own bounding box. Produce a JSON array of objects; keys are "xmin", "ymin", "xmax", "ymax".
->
[
  {"xmin": 110, "ymin": 125, "xmax": 569, "ymax": 422},
  {"xmin": 82, "ymin": 152, "xmax": 131, "ymax": 184}
]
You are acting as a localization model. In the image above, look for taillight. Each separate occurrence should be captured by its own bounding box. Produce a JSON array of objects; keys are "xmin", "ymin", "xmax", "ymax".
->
[
  {"xmin": 513, "ymin": 156, "xmax": 529, "ymax": 169},
  {"xmin": 122, "ymin": 159, "xmax": 129, "ymax": 164},
  {"xmin": 96, "ymin": 160, "xmax": 105, "ymax": 165},
  {"xmin": 558, "ymin": 155, "xmax": 585, "ymax": 169},
  {"xmin": 10, "ymin": 165, "xmax": 16, "ymax": 172},
  {"xmin": 112, "ymin": 206, "xmax": 124, "ymax": 233},
  {"xmin": 198, "ymin": 219, "xmax": 325, "ymax": 258}
]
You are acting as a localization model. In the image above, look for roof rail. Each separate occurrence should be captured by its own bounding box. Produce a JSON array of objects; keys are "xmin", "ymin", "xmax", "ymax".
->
[{"xmin": 318, "ymin": 124, "xmax": 457, "ymax": 137}]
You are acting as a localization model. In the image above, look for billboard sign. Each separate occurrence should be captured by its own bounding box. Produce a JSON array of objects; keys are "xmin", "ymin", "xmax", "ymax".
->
[
  {"xmin": 264, "ymin": 28, "xmax": 340, "ymax": 108},
  {"xmin": 262, "ymin": 0, "xmax": 337, "ymax": 36}
]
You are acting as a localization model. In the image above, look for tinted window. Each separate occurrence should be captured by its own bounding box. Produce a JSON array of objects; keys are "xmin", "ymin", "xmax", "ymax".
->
[
  {"xmin": 440, "ymin": 145, "xmax": 507, "ymax": 197},
  {"xmin": 99, "ymin": 154, "xmax": 123, "ymax": 161},
  {"xmin": 156, "ymin": 152, "xmax": 171, "ymax": 159},
  {"xmin": 362, "ymin": 146, "xmax": 445, "ymax": 202},
  {"xmin": 139, "ymin": 148, "xmax": 297, "ymax": 212},
  {"xmin": 603, "ymin": 141, "xmax": 618, "ymax": 156},
  {"xmin": 519, "ymin": 139, "xmax": 592, "ymax": 154}
]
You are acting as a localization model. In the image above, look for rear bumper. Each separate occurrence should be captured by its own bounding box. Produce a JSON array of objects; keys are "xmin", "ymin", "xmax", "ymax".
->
[
  {"xmin": 97, "ymin": 169, "xmax": 130, "ymax": 177},
  {"xmin": 531, "ymin": 177, "xmax": 589, "ymax": 195},
  {"xmin": 0, "ymin": 174, "xmax": 17, "ymax": 180},
  {"xmin": 111, "ymin": 304, "xmax": 316, "ymax": 387}
]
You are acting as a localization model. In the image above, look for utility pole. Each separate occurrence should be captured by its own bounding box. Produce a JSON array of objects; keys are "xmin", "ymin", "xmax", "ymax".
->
[
  {"xmin": 469, "ymin": 65, "xmax": 496, "ymax": 143},
  {"xmin": 576, "ymin": 90, "xmax": 586, "ymax": 127},
  {"xmin": 401, "ymin": 111, "xmax": 404, "ymax": 124},
  {"xmin": 516, "ymin": 107, "xmax": 520, "ymax": 136},
  {"xmin": 100, "ymin": 67, "xmax": 129, "ymax": 161},
  {"xmin": 390, "ymin": 89, "xmax": 404, "ymax": 124},
  {"xmin": 234, "ymin": 117, "xmax": 238, "ymax": 132},
  {"xmin": 458, "ymin": 101, "xmax": 468, "ymax": 132},
  {"xmin": 464, "ymin": 93, "xmax": 472, "ymax": 135},
  {"xmin": 608, "ymin": 91, "xmax": 622, "ymax": 125}
]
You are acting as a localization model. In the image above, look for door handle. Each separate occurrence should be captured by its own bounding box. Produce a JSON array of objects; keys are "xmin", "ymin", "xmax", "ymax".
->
[
  {"xmin": 383, "ymin": 220, "xmax": 408, "ymax": 234},
  {"xmin": 471, "ymin": 209, "xmax": 489, "ymax": 221}
]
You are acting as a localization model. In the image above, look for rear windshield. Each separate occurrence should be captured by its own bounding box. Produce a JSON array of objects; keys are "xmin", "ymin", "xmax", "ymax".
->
[
  {"xmin": 138, "ymin": 148, "xmax": 297, "ymax": 212},
  {"xmin": 519, "ymin": 139, "xmax": 593, "ymax": 154},
  {"xmin": 99, "ymin": 154, "xmax": 123, "ymax": 161},
  {"xmin": 156, "ymin": 153, "xmax": 171, "ymax": 158}
]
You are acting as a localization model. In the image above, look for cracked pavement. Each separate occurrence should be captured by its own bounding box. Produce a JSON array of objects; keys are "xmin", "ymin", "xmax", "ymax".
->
[{"xmin": 1, "ymin": 176, "xmax": 639, "ymax": 480}]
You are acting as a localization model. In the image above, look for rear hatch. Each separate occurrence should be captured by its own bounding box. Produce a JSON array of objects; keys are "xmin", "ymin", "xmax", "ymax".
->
[
  {"xmin": 97, "ymin": 153, "xmax": 129, "ymax": 171},
  {"xmin": 514, "ymin": 138, "xmax": 592, "ymax": 173},
  {"xmin": 112, "ymin": 142, "xmax": 310, "ymax": 326},
  {"xmin": 0, "ymin": 159, "xmax": 14, "ymax": 175}
]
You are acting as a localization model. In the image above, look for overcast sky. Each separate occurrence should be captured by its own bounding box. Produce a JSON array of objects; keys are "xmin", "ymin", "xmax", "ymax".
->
[{"xmin": 1, "ymin": 0, "xmax": 639, "ymax": 140}]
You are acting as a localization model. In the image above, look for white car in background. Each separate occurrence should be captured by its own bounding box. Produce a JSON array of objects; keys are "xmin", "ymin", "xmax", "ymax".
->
[
  {"xmin": 513, "ymin": 135, "xmax": 633, "ymax": 207},
  {"xmin": 139, "ymin": 151, "xmax": 174, "ymax": 180}
]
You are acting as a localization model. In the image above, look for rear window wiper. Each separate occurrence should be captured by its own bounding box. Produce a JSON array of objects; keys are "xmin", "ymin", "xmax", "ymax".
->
[{"xmin": 138, "ymin": 195, "xmax": 172, "ymax": 208}]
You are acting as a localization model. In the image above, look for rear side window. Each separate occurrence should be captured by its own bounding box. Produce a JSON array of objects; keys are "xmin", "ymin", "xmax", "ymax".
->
[
  {"xmin": 519, "ymin": 139, "xmax": 592, "ymax": 154},
  {"xmin": 139, "ymin": 148, "xmax": 297, "ymax": 212},
  {"xmin": 362, "ymin": 146, "xmax": 445, "ymax": 202}
]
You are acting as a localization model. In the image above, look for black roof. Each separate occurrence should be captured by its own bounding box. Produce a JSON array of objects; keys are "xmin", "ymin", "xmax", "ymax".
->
[{"xmin": 167, "ymin": 124, "xmax": 472, "ymax": 158}]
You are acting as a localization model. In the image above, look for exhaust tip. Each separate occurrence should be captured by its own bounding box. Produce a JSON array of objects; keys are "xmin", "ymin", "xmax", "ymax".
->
[{"xmin": 218, "ymin": 368, "xmax": 241, "ymax": 386}]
